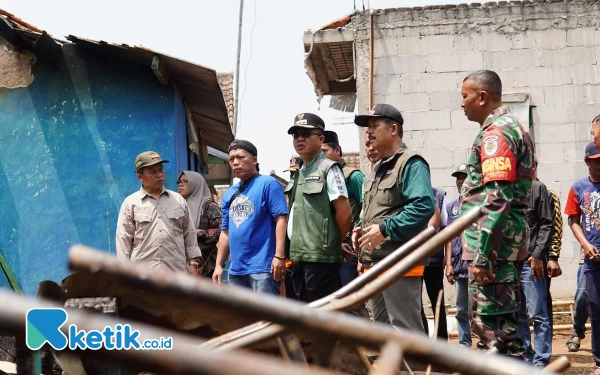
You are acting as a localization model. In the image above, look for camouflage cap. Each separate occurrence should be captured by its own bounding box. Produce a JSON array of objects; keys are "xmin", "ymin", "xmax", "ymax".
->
[{"xmin": 135, "ymin": 151, "xmax": 170, "ymax": 171}]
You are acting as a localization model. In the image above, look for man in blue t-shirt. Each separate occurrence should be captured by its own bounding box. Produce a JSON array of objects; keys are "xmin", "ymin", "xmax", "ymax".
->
[
  {"xmin": 212, "ymin": 140, "xmax": 288, "ymax": 295},
  {"xmin": 565, "ymin": 141, "xmax": 600, "ymax": 375}
]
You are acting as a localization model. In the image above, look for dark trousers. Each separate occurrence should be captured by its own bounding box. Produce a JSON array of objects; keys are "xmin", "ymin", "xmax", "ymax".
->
[
  {"xmin": 586, "ymin": 268, "xmax": 600, "ymax": 366},
  {"xmin": 421, "ymin": 265, "xmax": 448, "ymax": 340},
  {"xmin": 290, "ymin": 261, "xmax": 340, "ymax": 303}
]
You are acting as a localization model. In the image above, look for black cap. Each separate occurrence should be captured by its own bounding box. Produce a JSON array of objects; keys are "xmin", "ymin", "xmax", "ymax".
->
[
  {"xmin": 452, "ymin": 163, "xmax": 468, "ymax": 177},
  {"xmin": 354, "ymin": 104, "xmax": 404, "ymax": 127},
  {"xmin": 228, "ymin": 139, "xmax": 257, "ymax": 156},
  {"xmin": 288, "ymin": 113, "xmax": 325, "ymax": 134},
  {"xmin": 324, "ymin": 130, "xmax": 339, "ymax": 145}
]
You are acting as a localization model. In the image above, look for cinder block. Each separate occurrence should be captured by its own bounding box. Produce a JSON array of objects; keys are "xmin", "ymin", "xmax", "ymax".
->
[
  {"xmin": 512, "ymin": 29, "xmax": 567, "ymax": 50},
  {"xmin": 583, "ymin": 84, "xmax": 600, "ymax": 103},
  {"xmin": 402, "ymin": 110, "xmax": 452, "ymax": 131},
  {"xmin": 453, "ymin": 147, "xmax": 472, "ymax": 167},
  {"xmin": 374, "ymin": 38, "xmax": 398, "ymax": 58},
  {"xmin": 566, "ymin": 28, "xmax": 596, "ymax": 47},
  {"xmin": 426, "ymin": 72, "xmax": 458, "ymax": 92},
  {"xmin": 532, "ymin": 105, "xmax": 571, "ymax": 124},
  {"xmin": 454, "ymin": 34, "xmax": 485, "ymax": 53},
  {"xmin": 374, "ymin": 56, "xmax": 426, "ymax": 75},
  {"xmin": 389, "ymin": 93, "xmax": 430, "ymax": 112},
  {"xmin": 484, "ymin": 50, "xmax": 539, "ymax": 70},
  {"xmin": 527, "ymin": 86, "xmax": 545, "ymax": 106},
  {"xmin": 542, "ymin": 85, "xmax": 578, "ymax": 106},
  {"xmin": 430, "ymin": 168, "xmax": 458, "ymax": 189},
  {"xmin": 572, "ymin": 65, "xmax": 600, "ymax": 85},
  {"xmin": 394, "ymin": 55, "xmax": 428, "ymax": 74},
  {"xmin": 568, "ymin": 103, "xmax": 600, "ymax": 122},
  {"xmin": 424, "ymin": 128, "xmax": 478, "ymax": 149},
  {"xmin": 497, "ymin": 69, "xmax": 516, "ymax": 89},
  {"xmin": 428, "ymin": 52, "xmax": 483, "ymax": 73},
  {"xmin": 534, "ymin": 124, "xmax": 577, "ymax": 144},
  {"xmin": 575, "ymin": 121, "xmax": 593, "ymax": 143},
  {"xmin": 397, "ymin": 35, "xmax": 455, "ymax": 56},
  {"xmin": 374, "ymin": 75, "xmax": 402, "ymax": 95},
  {"xmin": 536, "ymin": 142, "xmax": 566, "ymax": 164},
  {"xmin": 404, "ymin": 130, "xmax": 425, "ymax": 149},
  {"xmin": 429, "ymin": 91, "xmax": 462, "ymax": 111},
  {"xmin": 396, "ymin": 36, "xmax": 422, "ymax": 56},
  {"xmin": 481, "ymin": 32, "xmax": 513, "ymax": 52},
  {"xmin": 451, "ymin": 109, "xmax": 479, "ymax": 130},
  {"xmin": 514, "ymin": 67, "xmax": 571, "ymax": 87},
  {"xmin": 419, "ymin": 148, "xmax": 454, "ymax": 169},
  {"xmin": 540, "ymin": 47, "xmax": 596, "ymax": 67},
  {"xmin": 401, "ymin": 73, "xmax": 426, "ymax": 94}
]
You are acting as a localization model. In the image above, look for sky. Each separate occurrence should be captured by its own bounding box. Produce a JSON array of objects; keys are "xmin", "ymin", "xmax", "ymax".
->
[{"xmin": 3, "ymin": 0, "xmax": 461, "ymax": 180}]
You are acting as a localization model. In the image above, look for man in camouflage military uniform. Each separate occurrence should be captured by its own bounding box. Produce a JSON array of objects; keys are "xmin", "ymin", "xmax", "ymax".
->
[{"xmin": 460, "ymin": 70, "xmax": 534, "ymax": 356}]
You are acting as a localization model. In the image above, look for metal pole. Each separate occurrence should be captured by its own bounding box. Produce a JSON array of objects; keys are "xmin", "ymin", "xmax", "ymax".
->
[
  {"xmin": 66, "ymin": 234, "xmax": 560, "ymax": 375},
  {"xmin": 201, "ymin": 227, "xmax": 435, "ymax": 349},
  {"xmin": 0, "ymin": 291, "xmax": 339, "ymax": 375},
  {"xmin": 210, "ymin": 207, "xmax": 482, "ymax": 350},
  {"xmin": 233, "ymin": 0, "xmax": 244, "ymax": 136}
]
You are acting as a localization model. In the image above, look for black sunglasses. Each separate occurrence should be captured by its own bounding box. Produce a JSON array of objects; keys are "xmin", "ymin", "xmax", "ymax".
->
[{"xmin": 292, "ymin": 131, "xmax": 321, "ymax": 139}]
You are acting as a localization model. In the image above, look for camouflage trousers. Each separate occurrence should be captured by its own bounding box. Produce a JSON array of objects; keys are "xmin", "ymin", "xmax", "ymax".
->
[{"xmin": 468, "ymin": 260, "xmax": 525, "ymax": 357}]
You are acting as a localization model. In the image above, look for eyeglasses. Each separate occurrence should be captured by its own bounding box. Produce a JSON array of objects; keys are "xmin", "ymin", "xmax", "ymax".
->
[
  {"xmin": 176, "ymin": 179, "xmax": 189, "ymax": 185},
  {"xmin": 292, "ymin": 131, "xmax": 321, "ymax": 139}
]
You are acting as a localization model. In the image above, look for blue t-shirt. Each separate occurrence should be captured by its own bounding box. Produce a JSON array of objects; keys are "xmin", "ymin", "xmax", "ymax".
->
[
  {"xmin": 222, "ymin": 175, "xmax": 288, "ymax": 275},
  {"xmin": 565, "ymin": 177, "xmax": 600, "ymax": 272}
]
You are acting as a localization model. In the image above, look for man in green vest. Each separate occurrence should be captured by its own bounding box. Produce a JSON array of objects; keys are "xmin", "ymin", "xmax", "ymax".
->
[
  {"xmin": 354, "ymin": 103, "xmax": 435, "ymax": 332},
  {"xmin": 285, "ymin": 113, "xmax": 352, "ymax": 302},
  {"xmin": 322, "ymin": 130, "xmax": 365, "ymax": 287}
]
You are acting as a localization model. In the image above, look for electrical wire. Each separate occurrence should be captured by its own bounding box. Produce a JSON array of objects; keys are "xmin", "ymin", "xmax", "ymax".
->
[{"xmin": 236, "ymin": 0, "xmax": 258, "ymax": 134}]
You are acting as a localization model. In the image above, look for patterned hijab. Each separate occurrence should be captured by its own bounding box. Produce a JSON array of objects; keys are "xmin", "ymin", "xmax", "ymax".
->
[{"xmin": 180, "ymin": 171, "xmax": 212, "ymax": 228}]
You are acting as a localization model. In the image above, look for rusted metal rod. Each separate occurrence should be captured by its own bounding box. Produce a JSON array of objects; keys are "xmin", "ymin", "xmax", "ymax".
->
[
  {"xmin": 66, "ymin": 208, "xmax": 556, "ymax": 375},
  {"xmin": 544, "ymin": 356, "xmax": 571, "ymax": 373},
  {"xmin": 68, "ymin": 239, "xmax": 556, "ymax": 375},
  {"xmin": 210, "ymin": 211, "xmax": 470, "ymax": 350},
  {"xmin": 369, "ymin": 341, "xmax": 403, "ymax": 375},
  {"xmin": 202, "ymin": 226, "xmax": 436, "ymax": 349},
  {"xmin": 325, "ymin": 207, "xmax": 482, "ymax": 312},
  {"xmin": 316, "ymin": 226, "xmax": 436, "ymax": 306},
  {"xmin": 0, "ymin": 290, "xmax": 340, "ymax": 375}
]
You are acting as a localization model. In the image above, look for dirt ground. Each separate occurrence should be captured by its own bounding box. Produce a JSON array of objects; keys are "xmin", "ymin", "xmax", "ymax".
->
[{"xmin": 444, "ymin": 306, "xmax": 596, "ymax": 375}]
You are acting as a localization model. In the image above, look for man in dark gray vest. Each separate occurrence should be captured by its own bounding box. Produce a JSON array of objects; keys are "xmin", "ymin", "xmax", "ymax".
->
[
  {"xmin": 285, "ymin": 113, "xmax": 352, "ymax": 302},
  {"xmin": 354, "ymin": 103, "xmax": 435, "ymax": 332},
  {"xmin": 322, "ymin": 130, "xmax": 365, "ymax": 287}
]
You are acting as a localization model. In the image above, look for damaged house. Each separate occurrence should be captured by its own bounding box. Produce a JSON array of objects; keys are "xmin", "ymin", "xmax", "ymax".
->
[{"xmin": 0, "ymin": 10, "xmax": 233, "ymax": 295}]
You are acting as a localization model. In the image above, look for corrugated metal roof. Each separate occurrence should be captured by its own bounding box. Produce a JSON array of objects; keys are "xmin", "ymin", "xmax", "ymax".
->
[
  {"xmin": 0, "ymin": 8, "xmax": 233, "ymax": 153},
  {"xmin": 66, "ymin": 35, "xmax": 233, "ymax": 153}
]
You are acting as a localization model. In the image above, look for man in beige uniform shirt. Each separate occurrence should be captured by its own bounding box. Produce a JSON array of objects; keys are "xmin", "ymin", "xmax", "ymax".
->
[{"xmin": 116, "ymin": 151, "xmax": 202, "ymax": 274}]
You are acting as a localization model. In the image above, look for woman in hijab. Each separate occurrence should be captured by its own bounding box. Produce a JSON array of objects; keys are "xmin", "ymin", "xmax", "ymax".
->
[{"xmin": 177, "ymin": 171, "xmax": 222, "ymax": 277}]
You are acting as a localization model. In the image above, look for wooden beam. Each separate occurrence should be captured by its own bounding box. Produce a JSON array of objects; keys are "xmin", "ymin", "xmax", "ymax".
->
[
  {"xmin": 151, "ymin": 55, "xmax": 170, "ymax": 86},
  {"xmin": 328, "ymin": 79, "xmax": 356, "ymax": 94}
]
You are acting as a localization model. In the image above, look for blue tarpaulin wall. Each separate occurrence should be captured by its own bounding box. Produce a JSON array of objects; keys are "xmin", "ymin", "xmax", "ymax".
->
[{"xmin": 0, "ymin": 45, "xmax": 189, "ymax": 295}]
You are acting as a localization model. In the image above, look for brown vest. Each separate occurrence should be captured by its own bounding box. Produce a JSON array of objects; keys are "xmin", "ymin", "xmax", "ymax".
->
[{"xmin": 360, "ymin": 145, "xmax": 426, "ymax": 267}]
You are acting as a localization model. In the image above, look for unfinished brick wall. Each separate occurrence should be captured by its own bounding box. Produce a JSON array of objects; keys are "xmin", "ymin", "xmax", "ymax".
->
[{"xmin": 350, "ymin": 1, "xmax": 600, "ymax": 298}]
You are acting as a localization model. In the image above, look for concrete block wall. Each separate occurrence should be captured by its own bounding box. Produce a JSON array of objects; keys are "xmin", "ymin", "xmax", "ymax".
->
[{"xmin": 350, "ymin": 0, "xmax": 600, "ymax": 299}]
